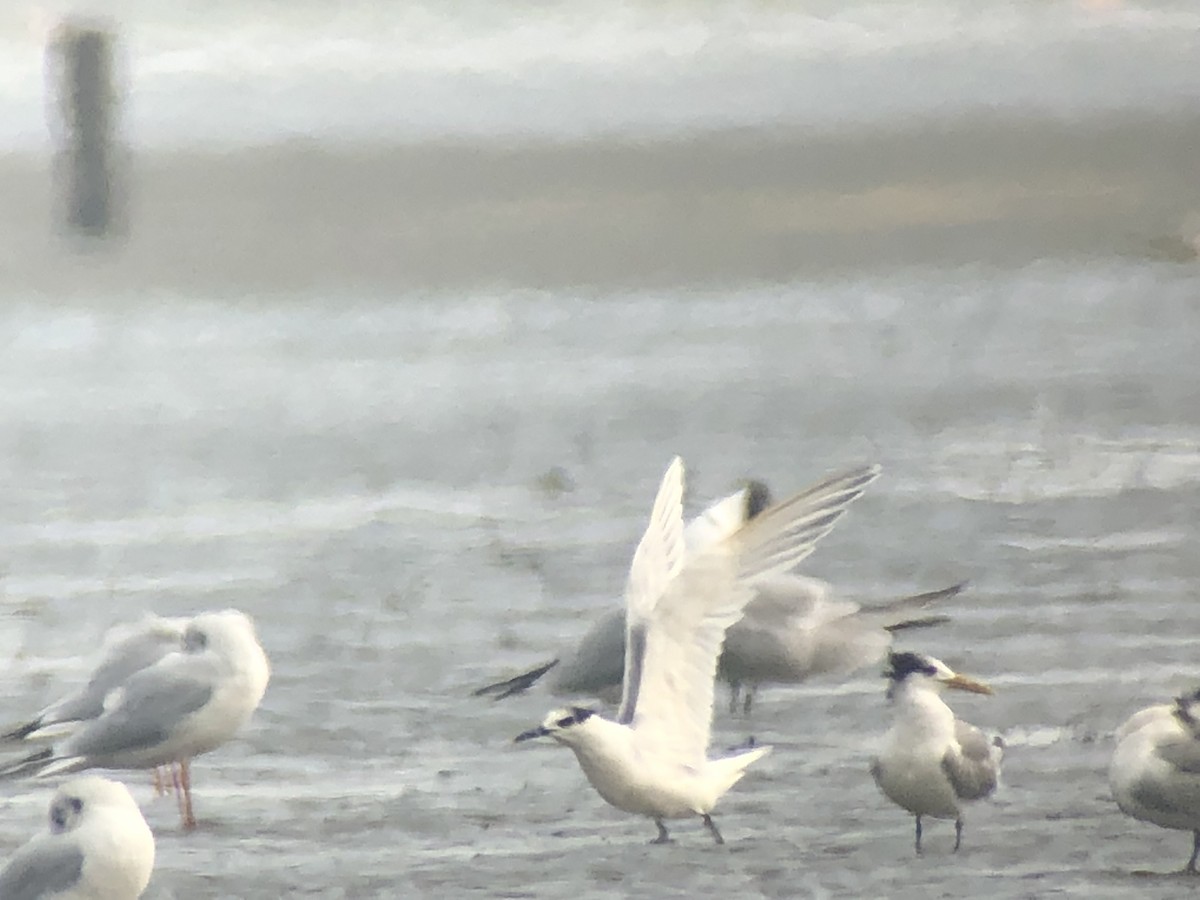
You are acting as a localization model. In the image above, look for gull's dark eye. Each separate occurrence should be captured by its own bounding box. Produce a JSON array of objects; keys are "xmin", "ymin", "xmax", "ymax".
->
[
  {"xmin": 184, "ymin": 629, "xmax": 208, "ymax": 652},
  {"xmin": 69, "ymin": 797, "xmax": 83, "ymax": 813}
]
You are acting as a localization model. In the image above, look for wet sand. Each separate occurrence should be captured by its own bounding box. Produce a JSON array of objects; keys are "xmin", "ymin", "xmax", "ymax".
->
[{"xmin": 2, "ymin": 110, "xmax": 1199, "ymax": 295}]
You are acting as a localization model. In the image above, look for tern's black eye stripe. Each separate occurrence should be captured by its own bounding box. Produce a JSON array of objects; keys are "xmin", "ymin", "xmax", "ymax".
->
[{"xmin": 555, "ymin": 707, "xmax": 595, "ymax": 729}]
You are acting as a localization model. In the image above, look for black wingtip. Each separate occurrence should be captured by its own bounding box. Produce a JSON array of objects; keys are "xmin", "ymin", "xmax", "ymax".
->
[
  {"xmin": 884, "ymin": 614, "xmax": 952, "ymax": 634},
  {"xmin": 472, "ymin": 659, "xmax": 559, "ymax": 701},
  {"xmin": 0, "ymin": 719, "xmax": 43, "ymax": 743},
  {"xmin": 743, "ymin": 480, "xmax": 773, "ymax": 521},
  {"xmin": 0, "ymin": 746, "xmax": 55, "ymax": 780}
]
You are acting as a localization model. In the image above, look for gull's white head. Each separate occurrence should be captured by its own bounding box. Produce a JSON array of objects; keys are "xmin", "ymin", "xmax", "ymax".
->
[
  {"xmin": 514, "ymin": 706, "xmax": 599, "ymax": 748},
  {"xmin": 183, "ymin": 609, "xmax": 260, "ymax": 655},
  {"xmin": 49, "ymin": 776, "xmax": 141, "ymax": 834},
  {"xmin": 884, "ymin": 651, "xmax": 993, "ymax": 700},
  {"xmin": 182, "ymin": 609, "xmax": 271, "ymax": 700}
]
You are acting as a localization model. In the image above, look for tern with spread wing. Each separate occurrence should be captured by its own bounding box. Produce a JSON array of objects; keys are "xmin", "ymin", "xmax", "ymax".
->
[
  {"xmin": 0, "ymin": 610, "xmax": 270, "ymax": 830},
  {"xmin": 1110, "ymin": 687, "xmax": 1200, "ymax": 873},
  {"xmin": 515, "ymin": 457, "xmax": 880, "ymax": 843},
  {"xmin": 479, "ymin": 574, "xmax": 957, "ymax": 713},
  {"xmin": 871, "ymin": 651, "xmax": 1002, "ymax": 854}
]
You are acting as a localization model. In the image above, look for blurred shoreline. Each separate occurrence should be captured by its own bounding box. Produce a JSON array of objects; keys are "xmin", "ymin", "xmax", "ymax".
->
[{"xmin": 2, "ymin": 111, "xmax": 1198, "ymax": 296}]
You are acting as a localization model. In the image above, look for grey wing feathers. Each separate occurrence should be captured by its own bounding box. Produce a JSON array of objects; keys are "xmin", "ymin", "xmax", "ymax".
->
[
  {"xmin": 1154, "ymin": 737, "xmax": 1200, "ymax": 775},
  {"xmin": 5, "ymin": 624, "xmax": 182, "ymax": 741},
  {"xmin": 0, "ymin": 840, "xmax": 84, "ymax": 900},
  {"xmin": 74, "ymin": 631, "xmax": 182, "ymax": 710},
  {"xmin": 735, "ymin": 465, "xmax": 880, "ymax": 584},
  {"xmin": 555, "ymin": 608, "xmax": 627, "ymax": 696},
  {"xmin": 943, "ymin": 720, "xmax": 1001, "ymax": 801},
  {"xmin": 67, "ymin": 667, "xmax": 214, "ymax": 760}
]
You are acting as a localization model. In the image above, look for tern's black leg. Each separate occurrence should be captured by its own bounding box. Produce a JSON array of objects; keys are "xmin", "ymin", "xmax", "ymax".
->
[
  {"xmin": 914, "ymin": 815, "xmax": 923, "ymax": 855},
  {"xmin": 953, "ymin": 817, "xmax": 963, "ymax": 852},
  {"xmin": 1187, "ymin": 830, "xmax": 1200, "ymax": 874},
  {"xmin": 743, "ymin": 687, "xmax": 754, "ymax": 715},
  {"xmin": 702, "ymin": 814, "xmax": 725, "ymax": 845},
  {"xmin": 650, "ymin": 819, "xmax": 672, "ymax": 844},
  {"xmin": 728, "ymin": 683, "xmax": 741, "ymax": 715}
]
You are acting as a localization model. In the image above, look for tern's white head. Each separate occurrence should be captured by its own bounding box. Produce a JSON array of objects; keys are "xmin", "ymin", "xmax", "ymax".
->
[
  {"xmin": 514, "ymin": 706, "xmax": 599, "ymax": 748},
  {"xmin": 884, "ymin": 651, "xmax": 992, "ymax": 700}
]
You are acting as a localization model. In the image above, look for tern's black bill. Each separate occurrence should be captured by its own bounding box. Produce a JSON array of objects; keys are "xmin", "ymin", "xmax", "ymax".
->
[{"xmin": 514, "ymin": 725, "xmax": 551, "ymax": 743}]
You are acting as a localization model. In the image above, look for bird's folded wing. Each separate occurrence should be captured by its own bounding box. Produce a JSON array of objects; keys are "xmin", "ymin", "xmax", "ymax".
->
[
  {"xmin": 1155, "ymin": 736, "xmax": 1200, "ymax": 775},
  {"xmin": 65, "ymin": 660, "xmax": 217, "ymax": 760},
  {"xmin": 0, "ymin": 837, "xmax": 84, "ymax": 900},
  {"xmin": 943, "ymin": 720, "xmax": 1000, "ymax": 801},
  {"xmin": 1131, "ymin": 739, "xmax": 1200, "ymax": 817}
]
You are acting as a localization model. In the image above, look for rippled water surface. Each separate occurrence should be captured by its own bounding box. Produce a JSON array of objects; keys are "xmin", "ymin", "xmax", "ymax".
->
[
  {"xmin": 1, "ymin": 266, "xmax": 1199, "ymax": 897},
  {"xmin": 2, "ymin": 0, "xmax": 1200, "ymax": 896}
]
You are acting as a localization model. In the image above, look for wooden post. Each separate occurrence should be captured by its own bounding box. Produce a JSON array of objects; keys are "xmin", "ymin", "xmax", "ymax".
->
[{"xmin": 48, "ymin": 20, "xmax": 121, "ymax": 238}]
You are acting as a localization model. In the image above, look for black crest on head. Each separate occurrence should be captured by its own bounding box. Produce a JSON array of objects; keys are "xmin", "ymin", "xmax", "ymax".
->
[
  {"xmin": 1175, "ymin": 688, "xmax": 1200, "ymax": 726},
  {"xmin": 744, "ymin": 480, "xmax": 773, "ymax": 521},
  {"xmin": 885, "ymin": 651, "xmax": 937, "ymax": 681},
  {"xmin": 554, "ymin": 707, "xmax": 595, "ymax": 729}
]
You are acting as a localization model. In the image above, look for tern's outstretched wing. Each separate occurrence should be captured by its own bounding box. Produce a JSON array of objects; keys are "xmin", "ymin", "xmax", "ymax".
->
[
  {"xmin": 624, "ymin": 464, "xmax": 880, "ymax": 765},
  {"xmin": 617, "ymin": 456, "xmax": 686, "ymax": 723}
]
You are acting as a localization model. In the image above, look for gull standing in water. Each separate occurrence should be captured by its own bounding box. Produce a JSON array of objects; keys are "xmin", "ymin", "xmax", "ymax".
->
[
  {"xmin": 0, "ymin": 610, "xmax": 270, "ymax": 830},
  {"xmin": 1110, "ymin": 687, "xmax": 1200, "ymax": 873},
  {"xmin": 515, "ymin": 457, "xmax": 880, "ymax": 843},
  {"xmin": 0, "ymin": 776, "xmax": 155, "ymax": 900},
  {"xmin": 871, "ymin": 651, "xmax": 1002, "ymax": 854}
]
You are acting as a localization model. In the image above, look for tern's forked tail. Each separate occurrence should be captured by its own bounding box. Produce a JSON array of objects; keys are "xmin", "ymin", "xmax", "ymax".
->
[{"xmin": 702, "ymin": 744, "xmax": 773, "ymax": 808}]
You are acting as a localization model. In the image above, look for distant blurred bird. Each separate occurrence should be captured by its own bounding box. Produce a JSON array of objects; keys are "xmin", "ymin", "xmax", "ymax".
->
[
  {"xmin": 871, "ymin": 651, "xmax": 1002, "ymax": 854},
  {"xmin": 0, "ymin": 775, "xmax": 155, "ymax": 900},
  {"xmin": 1110, "ymin": 687, "xmax": 1200, "ymax": 873},
  {"xmin": 476, "ymin": 471, "xmax": 958, "ymax": 711},
  {"xmin": 0, "ymin": 609, "xmax": 270, "ymax": 830}
]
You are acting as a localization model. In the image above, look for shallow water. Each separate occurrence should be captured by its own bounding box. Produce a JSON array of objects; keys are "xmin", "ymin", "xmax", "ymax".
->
[
  {"xmin": 2, "ymin": 1, "xmax": 1200, "ymax": 896},
  {"xmin": 0, "ymin": 271, "xmax": 1199, "ymax": 896}
]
